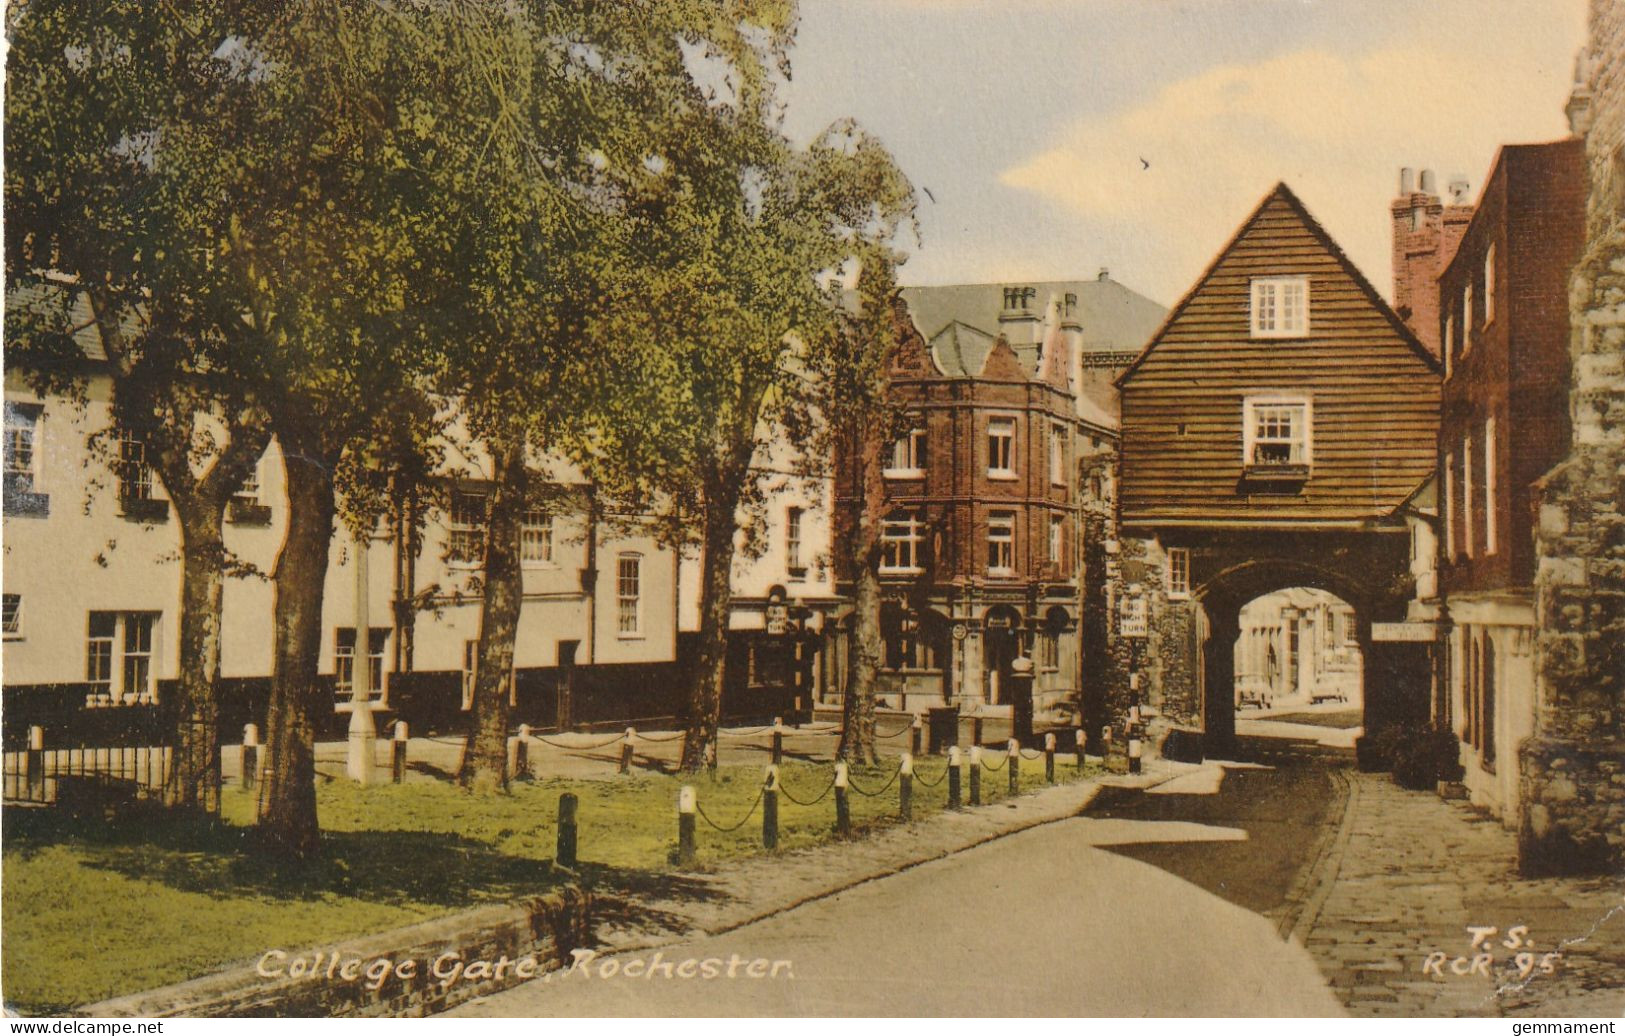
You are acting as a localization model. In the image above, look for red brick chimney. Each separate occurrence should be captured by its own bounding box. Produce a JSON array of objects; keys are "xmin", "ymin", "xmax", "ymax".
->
[{"xmin": 1390, "ymin": 167, "xmax": 1473, "ymax": 359}]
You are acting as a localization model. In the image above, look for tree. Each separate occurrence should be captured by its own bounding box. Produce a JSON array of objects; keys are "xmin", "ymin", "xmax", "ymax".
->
[
  {"xmin": 202, "ymin": 2, "xmax": 456, "ymax": 855},
  {"xmin": 594, "ymin": 77, "xmax": 915, "ymax": 771},
  {"xmin": 5, "ymin": 0, "xmax": 274, "ymax": 811},
  {"xmin": 407, "ymin": 0, "xmax": 717, "ymax": 791},
  {"xmin": 791, "ymin": 128, "xmax": 917, "ymax": 766}
]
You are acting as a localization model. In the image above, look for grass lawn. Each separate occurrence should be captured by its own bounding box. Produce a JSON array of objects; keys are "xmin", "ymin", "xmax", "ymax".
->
[{"xmin": 2, "ymin": 753, "xmax": 1102, "ymax": 1015}]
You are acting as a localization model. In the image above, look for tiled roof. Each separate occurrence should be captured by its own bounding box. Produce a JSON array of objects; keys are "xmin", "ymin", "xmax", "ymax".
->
[
  {"xmin": 927, "ymin": 320, "xmax": 998, "ymax": 378},
  {"xmin": 900, "ymin": 276, "xmax": 1167, "ymax": 373},
  {"xmin": 4, "ymin": 279, "xmax": 117, "ymax": 362}
]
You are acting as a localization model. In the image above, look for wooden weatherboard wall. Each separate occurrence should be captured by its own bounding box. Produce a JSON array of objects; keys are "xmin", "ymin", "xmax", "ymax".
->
[{"xmin": 1118, "ymin": 183, "xmax": 1441, "ymax": 528}]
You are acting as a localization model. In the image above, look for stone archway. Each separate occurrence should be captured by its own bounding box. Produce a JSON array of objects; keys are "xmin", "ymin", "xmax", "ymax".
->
[{"xmin": 1194, "ymin": 558, "xmax": 1400, "ymax": 755}]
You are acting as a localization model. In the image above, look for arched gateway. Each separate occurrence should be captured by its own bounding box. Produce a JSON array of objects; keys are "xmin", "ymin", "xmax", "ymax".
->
[{"xmin": 1111, "ymin": 183, "xmax": 1442, "ymax": 755}]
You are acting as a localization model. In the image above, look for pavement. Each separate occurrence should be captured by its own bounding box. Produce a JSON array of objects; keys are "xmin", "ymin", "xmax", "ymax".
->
[
  {"xmin": 450, "ymin": 757, "xmax": 1343, "ymax": 1017},
  {"xmin": 446, "ymin": 709, "xmax": 1622, "ymax": 1018},
  {"xmin": 1299, "ymin": 767, "xmax": 1625, "ymax": 1018},
  {"xmin": 230, "ymin": 709, "xmax": 1620, "ymax": 1018}
]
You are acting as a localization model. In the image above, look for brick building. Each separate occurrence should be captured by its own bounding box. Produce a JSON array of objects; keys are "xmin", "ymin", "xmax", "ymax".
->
[
  {"xmin": 1519, "ymin": 2, "xmax": 1625, "ymax": 875},
  {"xmin": 1431, "ymin": 139, "xmax": 1588, "ymax": 824},
  {"xmin": 1390, "ymin": 167, "xmax": 1475, "ymax": 359},
  {"xmin": 829, "ymin": 278, "xmax": 1163, "ymax": 716}
]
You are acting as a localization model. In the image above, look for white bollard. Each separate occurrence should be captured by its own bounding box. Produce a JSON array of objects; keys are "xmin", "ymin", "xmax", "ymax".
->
[{"xmin": 899, "ymin": 752, "xmax": 914, "ymax": 776}]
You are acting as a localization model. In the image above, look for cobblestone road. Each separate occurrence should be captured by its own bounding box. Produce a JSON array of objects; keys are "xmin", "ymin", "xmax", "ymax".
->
[{"xmin": 1300, "ymin": 769, "xmax": 1624, "ymax": 1018}]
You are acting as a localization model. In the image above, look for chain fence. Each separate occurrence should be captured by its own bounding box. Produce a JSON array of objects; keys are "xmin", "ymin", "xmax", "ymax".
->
[
  {"xmin": 777, "ymin": 771, "xmax": 837, "ymax": 806},
  {"xmin": 694, "ymin": 785, "xmax": 766, "ymax": 833}
]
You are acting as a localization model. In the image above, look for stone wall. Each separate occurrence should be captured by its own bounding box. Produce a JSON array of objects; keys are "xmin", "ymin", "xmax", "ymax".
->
[
  {"xmin": 1099, "ymin": 531, "xmax": 1202, "ymax": 744},
  {"xmin": 1520, "ymin": 1, "xmax": 1625, "ymax": 876},
  {"xmin": 81, "ymin": 886, "xmax": 591, "ymax": 1018}
]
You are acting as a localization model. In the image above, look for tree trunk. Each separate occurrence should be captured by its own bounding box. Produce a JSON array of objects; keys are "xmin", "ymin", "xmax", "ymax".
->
[
  {"xmin": 837, "ymin": 415, "xmax": 889, "ymax": 764},
  {"xmin": 459, "ymin": 439, "xmax": 527, "ymax": 793},
  {"xmin": 681, "ymin": 487, "xmax": 741, "ymax": 772},
  {"xmin": 839, "ymin": 559, "xmax": 883, "ymax": 764},
  {"xmin": 258, "ymin": 451, "xmax": 337, "ymax": 859},
  {"xmin": 170, "ymin": 510, "xmax": 229, "ymax": 811}
]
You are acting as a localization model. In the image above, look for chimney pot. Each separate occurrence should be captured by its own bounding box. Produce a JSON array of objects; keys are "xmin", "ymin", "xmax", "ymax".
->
[
  {"xmin": 1097, "ymin": 267, "xmax": 1109, "ymax": 282},
  {"xmin": 1419, "ymin": 168, "xmax": 1436, "ymax": 194},
  {"xmin": 1399, "ymin": 167, "xmax": 1415, "ymax": 195},
  {"xmin": 1448, "ymin": 177, "xmax": 1471, "ymax": 205}
]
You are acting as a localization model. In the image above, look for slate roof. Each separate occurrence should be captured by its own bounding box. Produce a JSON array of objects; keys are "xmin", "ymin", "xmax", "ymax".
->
[
  {"xmin": 900, "ymin": 275, "xmax": 1167, "ymax": 376},
  {"xmin": 927, "ymin": 320, "xmax": 998, "ymax": 378},
  {"xmin": 4, "ymin": 279, "xmax": 112, "ymax": 362}
]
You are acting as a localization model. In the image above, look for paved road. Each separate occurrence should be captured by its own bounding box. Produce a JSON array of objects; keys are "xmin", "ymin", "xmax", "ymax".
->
[
  {"xmin": 1085, "ymin": 739, "xmax": 1344, "ymax": 933},
  {"xmin": 452, "ymin": 749, "xmax": 1346, "ymax": 1017}
]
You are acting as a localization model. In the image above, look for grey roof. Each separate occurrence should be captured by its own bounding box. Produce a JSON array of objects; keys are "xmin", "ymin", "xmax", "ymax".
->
[
  {"xmin": 5, "ymin": 279, "xmax": 113, "ymax": 361},
  {"xmin": 927, "ymin": 320, "xmax": 998, "ymax": 378},
  {"xmin": 900, "ymin": 276, "xmax": 1166, "ymax": 365}
]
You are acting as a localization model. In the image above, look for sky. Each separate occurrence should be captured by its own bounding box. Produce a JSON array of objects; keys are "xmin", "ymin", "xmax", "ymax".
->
[{"xmin": 780, "ymin": 0, "xmax": 1589, "ymax": 308}]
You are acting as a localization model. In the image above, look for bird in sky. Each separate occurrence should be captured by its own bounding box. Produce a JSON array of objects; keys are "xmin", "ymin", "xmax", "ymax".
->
[
  {"xmin": 922, "ymin": 185, "xmax": 937, "ymax": 203},
  {"xmin": 1139, "ymin": 156, "xmax": 1150, "ymax": 170}
]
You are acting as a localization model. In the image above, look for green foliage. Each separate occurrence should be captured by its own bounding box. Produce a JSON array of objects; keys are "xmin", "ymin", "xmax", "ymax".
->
[
  {"xmin": 1, "ymin": 755, "xmax": 1101, "ymax": 1013},
  {"xmin": 1370, "ymin": 723, "xmax": 1466, "ymax": 790}
]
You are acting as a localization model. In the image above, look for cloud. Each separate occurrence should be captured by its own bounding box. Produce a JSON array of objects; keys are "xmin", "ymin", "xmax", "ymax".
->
[{"xmin": 998, "ymin": 32, "xmax": 1579, "ymax": 304}]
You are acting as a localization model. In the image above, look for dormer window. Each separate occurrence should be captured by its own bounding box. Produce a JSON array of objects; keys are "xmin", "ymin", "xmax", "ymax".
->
[{"xmin": 1250, "ymin": 277, "xmax": 1308, "ymax": 338}]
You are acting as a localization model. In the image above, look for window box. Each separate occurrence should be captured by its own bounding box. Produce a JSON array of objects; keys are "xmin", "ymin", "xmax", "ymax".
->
[
  {"xmin": 1240, "ymin": 462, "xmax": 1310, "ymax": 487},
  {"xmin": 119, "ymin": 496, "xmax": 170, "ymax": 523},
  {"xmin": 1241, "ymin": 396, "xmax": 1311, "ymax": 489},
  {"xmin": 227, "ymin": 499, "xmax": 273, "ymax": 526},
  {"xmin": 3, "ymin": 474, "xmax": 49, "ymax": 517}
]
